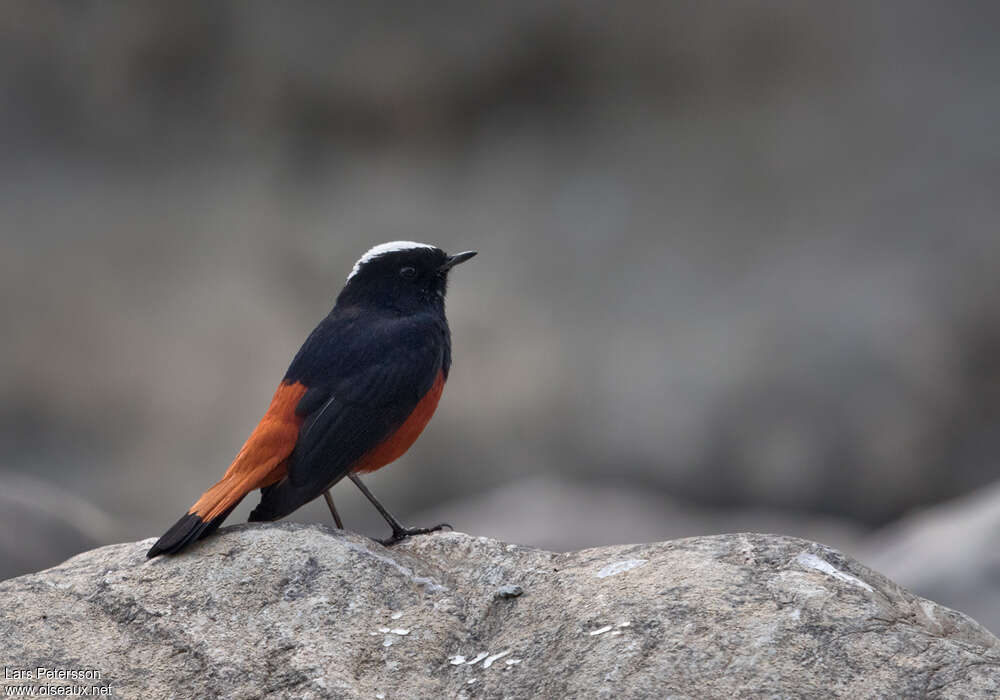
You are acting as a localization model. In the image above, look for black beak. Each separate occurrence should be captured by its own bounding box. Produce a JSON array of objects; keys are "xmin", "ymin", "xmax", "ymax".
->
[{"xmin": 439, "ymin": 250, "xmax": 477, "ymax": 271}]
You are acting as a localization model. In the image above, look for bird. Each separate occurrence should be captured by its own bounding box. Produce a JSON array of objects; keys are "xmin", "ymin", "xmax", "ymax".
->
[{"xmin": 147, "ymin": 241, "xmax": 476, "ymax": 558}]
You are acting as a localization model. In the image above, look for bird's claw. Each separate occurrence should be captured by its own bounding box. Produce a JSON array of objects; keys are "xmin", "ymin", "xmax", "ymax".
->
[{"xmin": 377, "ymin": 522, "xmax": 452, "ymax": 546}]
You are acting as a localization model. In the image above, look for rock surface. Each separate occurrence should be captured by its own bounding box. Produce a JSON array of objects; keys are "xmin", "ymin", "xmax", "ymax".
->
[
  {"xmin": 2, "ymin": 525, "xmax": 998, "ymax": 699},
  {"xmin": 862, "ymin": 479, "xmax": 1000, "ymax": 638}
]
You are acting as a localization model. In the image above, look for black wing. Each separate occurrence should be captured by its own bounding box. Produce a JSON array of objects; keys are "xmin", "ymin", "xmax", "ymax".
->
[{"xmin": 248, "ymin": 320, "xmax": 442, "ymax": 522}]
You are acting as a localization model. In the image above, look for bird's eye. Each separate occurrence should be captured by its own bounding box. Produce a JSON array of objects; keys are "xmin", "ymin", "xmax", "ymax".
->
[{"xmin": 399, "ymin": 266, "xmax": 417, "ymax": 279}]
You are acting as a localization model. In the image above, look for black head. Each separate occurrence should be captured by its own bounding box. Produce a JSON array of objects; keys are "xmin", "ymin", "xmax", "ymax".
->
[{"xmin": 336, "ymin": 241, "xmax": 476, "ymax": 313}]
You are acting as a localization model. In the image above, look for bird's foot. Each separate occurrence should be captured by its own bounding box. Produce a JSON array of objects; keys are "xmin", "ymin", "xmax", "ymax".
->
[{"xmin": 377, "ymin": 522, "xmax": 452, "ymax": 546}]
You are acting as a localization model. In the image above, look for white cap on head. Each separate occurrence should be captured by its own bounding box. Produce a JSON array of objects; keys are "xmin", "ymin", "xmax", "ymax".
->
[{"xmin": 347, "ymin": 241, "xmax": 438, "ymax": 281}]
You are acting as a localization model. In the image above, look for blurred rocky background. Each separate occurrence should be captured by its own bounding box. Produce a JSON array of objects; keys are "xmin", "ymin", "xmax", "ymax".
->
[{"xmin": 1, "ymin": 2, "xmax": 999, "ymax": 630}]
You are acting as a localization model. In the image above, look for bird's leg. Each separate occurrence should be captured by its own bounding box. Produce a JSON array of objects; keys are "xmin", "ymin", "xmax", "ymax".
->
[
  {"xmin": 323, "ymin": 489, "xmax": 344, "ymax": 529},
  {"xmin": 348, "ymin": 473, "xmax": 451, "ymax": 546}
]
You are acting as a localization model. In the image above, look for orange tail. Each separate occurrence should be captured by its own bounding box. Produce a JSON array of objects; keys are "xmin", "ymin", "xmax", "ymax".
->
[{"xmin": 146, "ymin": 381, "xmax": 307, "ymax": 558}]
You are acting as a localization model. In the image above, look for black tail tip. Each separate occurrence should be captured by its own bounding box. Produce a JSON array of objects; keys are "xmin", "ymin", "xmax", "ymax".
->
[{"xmin": 146, "ymin": 513, "xmax": 208, "ymax": 558}]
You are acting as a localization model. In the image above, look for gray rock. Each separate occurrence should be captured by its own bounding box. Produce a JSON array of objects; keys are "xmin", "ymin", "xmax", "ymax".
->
[
  {"xmin": 494, "ymin": 584, "xmax": 524, "ymax": 599},
  {"xmin": 1, "ymin": 525, "xmax": 998, "ymax": 699},
  {"xmin": 861, "ymin": 480, "xmax": 1000, "ymax": 637}
]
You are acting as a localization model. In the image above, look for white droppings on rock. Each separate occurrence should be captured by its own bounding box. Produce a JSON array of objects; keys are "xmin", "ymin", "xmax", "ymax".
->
[
  {"xmin": 383, "ymin": 638, "xmax": 393, "ymax": 648},
  {"xmin": 590, "ymin": 625, "xmax": 614, "ymax": 636},
  {"xmin": 616, "ymin": 621, "xmax": 631, "ymax": 628},
  {"xmin": 596, "ymin": 559, "xmax": 647, "ymax": 579},
  {"xmin": 465, "ymin": 651, "xmax": 489, "ymax": 666},
  {"xmin": 448, "ymin": 655, "xmax": 467, "ymax": 665},
  {"xmin": 375, "ymin": 693, "xmax": 385, "ymax": 699},
  {"xmin": 467, "ymin": 678, "xmax": 477, "ymax": 685},
  {"xmin": 390, "ymin": 611, "xmax": 403, "ymax": 620},
  {"xmin": 506, "ymin": 659, "xmax": 522, "ymax": 666},
  {"xmin": 482, "ymin": 650, "xmax": 511, "ymax": 668},
  {"xmin": 793, "ymin": 552, "xmax": 874, "ymax": 593},
  {"xmin": 921, "ymin": 600, "xmax": 938, "ymax": 624},
  {"xmin": 378, "ymin": 627, "xmax": 391, "ymax": 633},
  {"xmin": 433, "ymin": 598, "xmax": 457, "ymax": 615},
  {"xmin": 390, "ymin": 628, "xmax": 410, "ymax": 636}
]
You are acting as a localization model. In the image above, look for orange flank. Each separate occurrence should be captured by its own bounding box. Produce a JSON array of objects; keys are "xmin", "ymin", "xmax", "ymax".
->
[
  {"xmin": 190, "ymin": 380, "xmax": 308, "ymax": 521},
  {"xmin": 353, "ymin": 370, "xmax": 446, "ymax": 474}
]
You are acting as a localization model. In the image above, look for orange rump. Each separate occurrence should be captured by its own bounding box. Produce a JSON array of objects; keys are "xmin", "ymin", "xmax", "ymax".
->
[{"xmin": 190, "ymin": 380, "xmax": 307, "ymax": 520}]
